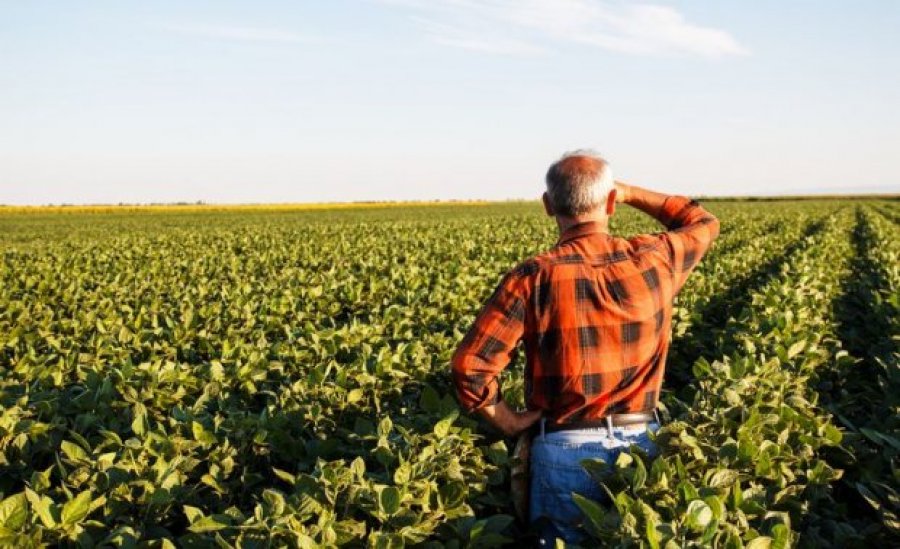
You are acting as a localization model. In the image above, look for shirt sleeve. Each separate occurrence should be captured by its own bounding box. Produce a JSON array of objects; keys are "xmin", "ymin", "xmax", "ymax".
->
[
  {"xmin": 655, "ymin": 196, "xmax": 720, "ymax": 294},
  {"xmin": 451, "ymin": 265, "xmax": 531, "ymax": 413}
]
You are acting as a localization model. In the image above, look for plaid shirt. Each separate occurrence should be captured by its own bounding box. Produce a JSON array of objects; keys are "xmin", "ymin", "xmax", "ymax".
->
[{"xmin": 451, "ymin": 196, "xmax": 720, "ymax": 425}]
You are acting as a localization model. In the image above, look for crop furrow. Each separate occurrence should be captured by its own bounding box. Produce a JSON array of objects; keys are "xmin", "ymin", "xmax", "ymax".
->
[{"xmin": 705, "ymin": 217, "xmax": 783, "ymax": 258}]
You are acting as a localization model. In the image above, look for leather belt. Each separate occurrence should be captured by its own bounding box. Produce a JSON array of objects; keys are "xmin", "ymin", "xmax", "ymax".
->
[{"xmin": 543, "ymin": 411, "xmax": 657, "ymax": 433}]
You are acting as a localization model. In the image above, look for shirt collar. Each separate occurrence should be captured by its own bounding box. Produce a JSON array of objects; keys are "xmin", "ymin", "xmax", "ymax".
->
[{"xmin": 557, "ymin": 221, "xmax": 608, "ymax": 245}]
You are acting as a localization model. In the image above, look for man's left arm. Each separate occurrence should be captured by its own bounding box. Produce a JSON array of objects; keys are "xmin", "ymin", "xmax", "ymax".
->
[{"xmin": 451, "ymin": 267, "xmax": 541, "ymax": 437}]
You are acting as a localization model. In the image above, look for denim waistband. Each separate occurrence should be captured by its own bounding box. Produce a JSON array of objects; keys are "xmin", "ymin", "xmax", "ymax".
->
[{"xmin": 536, "ymin": 418, "xmax": 660, "ymax": 442}]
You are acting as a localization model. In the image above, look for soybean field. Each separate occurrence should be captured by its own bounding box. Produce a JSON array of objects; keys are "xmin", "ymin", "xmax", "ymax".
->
[{"xmin": 0, "ymin": 199, "xmax": 897, "ymax": 548}]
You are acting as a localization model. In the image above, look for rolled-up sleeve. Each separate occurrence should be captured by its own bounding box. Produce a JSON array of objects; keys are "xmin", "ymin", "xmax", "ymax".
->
[
  {"xmin": 451, "ymin": 265, "xmax": 531, "ymax": 413},
  {"xmin": 656, "ymin": 197, "xmax": 720, "ymax": 294}
]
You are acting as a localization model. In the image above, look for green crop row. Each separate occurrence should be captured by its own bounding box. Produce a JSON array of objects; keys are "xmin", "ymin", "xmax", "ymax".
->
[{"xmin": 806, "ymin": 207, "xmax": 899, "ymax": 544}]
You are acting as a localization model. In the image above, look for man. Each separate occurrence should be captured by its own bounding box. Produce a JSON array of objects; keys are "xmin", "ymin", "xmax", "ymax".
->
[{"xmin": 450, "ymin": 150, "xmax": 720, "ymax": 543}]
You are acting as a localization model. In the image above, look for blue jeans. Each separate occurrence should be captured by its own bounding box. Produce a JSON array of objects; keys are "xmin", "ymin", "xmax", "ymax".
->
[{"xmin": 529, "ymin": 420, "xmax": 660, "ymax": 545}]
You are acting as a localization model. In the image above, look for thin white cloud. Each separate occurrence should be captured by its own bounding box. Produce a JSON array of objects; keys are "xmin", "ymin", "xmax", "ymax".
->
[
  {"xmin": 164, "ymin": 23, "xmax": 315, "ymax": 44},
  {"xmin": 377, "ymin": 0, "xmax": 749, "ymax": 58},
  {"xmin": 412, "ymin": 16, "xmax": 546, "ymax": 55}
]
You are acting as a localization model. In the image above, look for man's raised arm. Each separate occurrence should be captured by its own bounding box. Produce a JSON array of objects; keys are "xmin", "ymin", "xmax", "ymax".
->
[{"xmin": 616, "ymin": 181, "xmax": 720, "ymax": 292}]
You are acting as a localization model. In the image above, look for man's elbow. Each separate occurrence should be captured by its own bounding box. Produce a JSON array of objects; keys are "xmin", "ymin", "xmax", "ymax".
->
[
  {"xmin": 450, "ymin": 348, "xmax": 474, "ymax": 410},
  {"xmin": 450, "ymin": 346, "xmax": 468, "ymax": 378},
  {"xmin": 695, "ymin": 205, "xmax": 720, "ymax": 241},
  {"xmin": 706, "ymin": 214, "xmax": 721, "ymax": 241},
  {"xmin": 450, "ymin": 350, "xmax": 497, "ymax": 414}
]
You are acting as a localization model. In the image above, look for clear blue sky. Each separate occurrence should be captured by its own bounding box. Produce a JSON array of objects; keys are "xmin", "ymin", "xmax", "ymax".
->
[{"xmin": 1, "ymin": 0, "xmax": 898, "ymax": 204}]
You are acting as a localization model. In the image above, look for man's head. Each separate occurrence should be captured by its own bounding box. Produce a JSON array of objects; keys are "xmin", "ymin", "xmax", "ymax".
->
[{"xmin": 543, "ymin": 150, "xmax": 616, "ymax": 221}]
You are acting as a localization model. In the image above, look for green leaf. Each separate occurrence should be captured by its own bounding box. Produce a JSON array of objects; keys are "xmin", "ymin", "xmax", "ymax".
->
[
  {"xmin": 481, "ymin": 514, "xmax": 514, "ymax": 534},
  {"xmin": 131, "ymin": 403, "xmax": 147, "ymax": 436},
  {"xmin": 350, "ymin": 457, "xmax": 366, "ymax": 479},
  {"xmin": 210, "ymin": 360, "xmax": 225, "ymax": 380},
  {"xmin": 645, "ymin": 513, "xmax": 661, "ymax": 549},
  {"xmin": 394, "ymin": 462, "xmax": 412, "ymax": 485},
  {"xmin": 823, "ymin": 423, "xmax": 842, "ymax": 445},
  {"xmin": 347, "ymin": 388, "xmax": 365, "ymax": 404},
  {"xmin": 615, "ymin": 452, "xmax": 634, "ymax": 469},
  {"xmin": 468, "ymin": 515, "xmax": 514, "ymax": 546},
  {"xmin": 25, "ymin": 489, "xmax": 56, "ymax": 528},
  {"xmin": 730, "ymin": 481, "xmax": 743, "ymax": 510},
  {"xmin": 0, "ymin": 493, "xmax": 27, "ymax": 531},
  {"xmin": 183, "ymin": 505, "xmax": 204, "ymax": 524},
  {"xmin": 468, "ymin": 515, "xmax": 514, "ymax": 542},
  {"xmin": 262, "ymin": 489, "xmax": 285, "ymax": 516},
  {"xmin": 60, "ymin": 440, "xmax": 89, "ymax": 462},
  {"xmin": 724, "ymin": 532, "xmax": 744, "ymax": 549},
  {"xmin": 684, "ymin": 500, "xmax": 712, "ymax": 532},
  {"xmin": 433, "ymin": 410, "xmax": 459, "ymax": 438},
  {"xmin": 581, "ymin": 458, "xmax": 611, "ymax": 484},
  {"xmin": 419, "ymin": 384, "xmax": 441, "ymax": 413},
  {"xmin": 860, "ymin": 427, "xmax": 900, "ymax": 449},
  {"xmin": 632, "ymin": 456, "xmax": 647, "ymax": 491},
  {"xmin": 786, "ymin": 341, "xmax": 805, "ymax": 359},
  {"xmin": 483, "ymin": 440, "xmax": 508, "ymax": 466},
  {"xmin": 60, "ymin": 490, "xmax": 92, "ymax": 526},
  {"xmin": 378, "ymin": 416, "xmax": 393, "ymax": 437},
  {"xmin": 379, "ymin": 486, "xmax": 401, "ymax": 516},
  {"xmin": 771, "ymin": 524, "xmax": 790, "ymax": 549},
  {"xmin": 572, "ymin": 493, "xmax": 606, "ymax": 535},
  {"xmin": 30, "ymin": 467, "xmax": 52, "ymax": 493},
  {"xmin": 703, "ymin": 495, "xmax": 725, "ymax": 521},
  {"xmin": 188, "ymin": 515, "xmax": 229, "ymax": 533},
  {"xmin": 855, "ymin": 482, "xmax": 882, "ymax": 510},
  {"xmin": 755, "ymin": 452, "xmax": 773, "ymax": 477},
  {"xmin": 191, "ymin": 421, "xmax": 217, "ymax": 445},
  {"xmin": 272, "ymin": 468, "xmax": 296, "ymax": 485},
  {"xmin": 678, "ymin": 480, "xmax": 700, "ymax": 503},
  {"xmin": 709, "ymin": 469, "xmax": 739, "ymax": 489},
  {"xmin": 371, "ymin": 532, "xmax": 404, "ymax": 549},
  {"xmin": 439, "ymin": 481, "xmax": 466, "ymax": 508},
  {"xmin": 374, "ymin": 445, "xmax": 395, "ymax": 467},
  {"xmin": 746, "ymin": 536, "xmax": 772, "ymax": 549}
]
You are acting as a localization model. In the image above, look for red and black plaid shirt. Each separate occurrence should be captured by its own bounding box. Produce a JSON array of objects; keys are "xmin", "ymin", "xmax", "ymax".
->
[{"xmin": 451, "ymin": 196, "xmax": 719, "ymax": 425}]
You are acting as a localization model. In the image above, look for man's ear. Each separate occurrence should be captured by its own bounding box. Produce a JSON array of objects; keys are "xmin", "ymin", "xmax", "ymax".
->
[
  {"xmin": 606, "ymin": 189, "xmax": 617, "ymax": 216},
  {"xmin": 542, "ymin": 192, "xmax": 554, "ymax": 217}
]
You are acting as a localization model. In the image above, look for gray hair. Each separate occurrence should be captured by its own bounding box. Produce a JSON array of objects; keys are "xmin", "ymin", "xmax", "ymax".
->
[{"xmin": 545, "ymin": 149, "xmax": 614, "ymax": 217}]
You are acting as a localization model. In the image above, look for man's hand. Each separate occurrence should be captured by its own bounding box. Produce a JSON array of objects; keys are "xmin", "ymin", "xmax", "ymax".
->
[
  {"xmin": 614, "ymin": 181, "xmax": 672, "ymax": 224},
  {"xmin": 614, "ymin": 180, "xmax": 630, "ymax": 204},
  {"xmin": 477, "ymin": 400, "xmax": 542, "ymax": 437}
]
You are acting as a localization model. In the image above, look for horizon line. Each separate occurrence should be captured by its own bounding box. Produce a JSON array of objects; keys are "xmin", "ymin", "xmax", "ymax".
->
[{"xmin": 1, "ymin": 192, "xmax": 898, "ymax": 211}]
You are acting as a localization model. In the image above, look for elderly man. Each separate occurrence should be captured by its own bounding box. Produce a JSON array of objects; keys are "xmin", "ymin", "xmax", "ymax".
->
[{"xmin": 451, "ymin": 150, "xmax": 719, "ymax": 543}]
